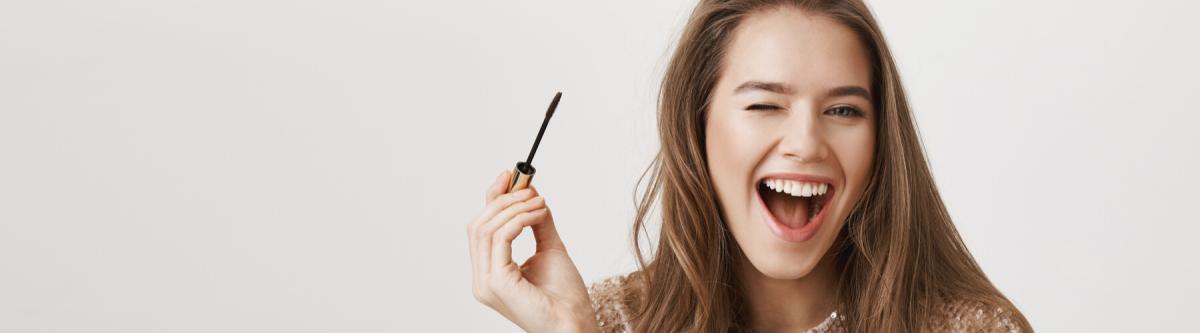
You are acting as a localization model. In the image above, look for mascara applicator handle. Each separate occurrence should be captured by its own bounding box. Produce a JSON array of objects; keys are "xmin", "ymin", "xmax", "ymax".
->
[{"xmin": 508, "ymin": 161, "xmax": 535, "ymax": 192}]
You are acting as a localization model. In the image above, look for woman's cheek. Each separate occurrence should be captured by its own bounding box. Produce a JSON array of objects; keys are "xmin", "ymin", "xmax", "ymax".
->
[
  {"xmin": 834, "ymin": 125, "xmax": 875, "ymax": 210},
  {"xmin": 850, "ymin": 128, "xmax": 875, "ymax": 188},
  {"xmin": 706, "ymin": 109, "xmax": 764, "ymax": 220}
]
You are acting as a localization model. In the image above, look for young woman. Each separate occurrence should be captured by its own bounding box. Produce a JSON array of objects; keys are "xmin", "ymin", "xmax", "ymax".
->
[{"xmin": 466, "ymin": 0, "xmax": 1032, "ymax": 331}]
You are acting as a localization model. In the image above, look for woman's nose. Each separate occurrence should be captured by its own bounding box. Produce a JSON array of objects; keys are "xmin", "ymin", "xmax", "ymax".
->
[{"xmin": 778, "ymin": 112, "xmax": 830, "ymax": 164}]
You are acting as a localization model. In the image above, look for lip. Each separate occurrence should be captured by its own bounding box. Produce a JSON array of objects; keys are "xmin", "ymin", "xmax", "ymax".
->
[{"xmin": 755, "ymin": 173, "xmax": 837, "ymax": 243}]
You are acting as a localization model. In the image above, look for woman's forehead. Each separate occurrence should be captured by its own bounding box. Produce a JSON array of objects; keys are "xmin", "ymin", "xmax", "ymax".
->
[{"xmin": 720, "ymin": 7, "xmax": 873, "ymax": 95}]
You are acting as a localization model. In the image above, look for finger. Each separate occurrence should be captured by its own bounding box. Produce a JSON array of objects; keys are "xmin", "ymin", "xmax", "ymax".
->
[
  {"xmin": 472, "ymin": 170, "xmax": 509, "ymax": 283},
  {"xmin": 485, "ymin": 169, "xmax": 512, "ymax": 203},
  {"xmin": 471, "ymin": 188, "xmax": 536, "ymax": 231},
  {"xmin": 481, "ymin": 195, "xmax": 545, "ymax": 273},
  {"xmin": 474, "ymin": 192, "xmax": 542, "ymax": 278},
  {"xmin": 491, "ymin": 207, "xmax": 550, "ymax": 272},
  {"xmin": 471, "ymin": 170, "xmax": 521, "ymax": 307},
  {"xmin": 468, "ymin": 218, "xmax": 487, "ymax": 301},
  {"xmin": 481, "ymin": 195, "xmax": 545, "ymax": 235},
  {"xmin": 529, "ymin": 206, "xmax": 565, "ymax": 252},
  {"xmin": 477, "ymin": 195, "xmax": 545, "ymax": 261}
]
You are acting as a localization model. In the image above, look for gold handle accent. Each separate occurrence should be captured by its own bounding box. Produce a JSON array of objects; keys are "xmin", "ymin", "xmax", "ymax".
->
[{"xmin": 507, "ymin": 162, "xmax": 536, "ymax": 193}]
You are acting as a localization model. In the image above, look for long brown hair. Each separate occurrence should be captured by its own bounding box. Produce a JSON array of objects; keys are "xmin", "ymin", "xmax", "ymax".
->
[{"xmin": 625, "ymin": 0, "xmax": 1031, "ymax": 331}]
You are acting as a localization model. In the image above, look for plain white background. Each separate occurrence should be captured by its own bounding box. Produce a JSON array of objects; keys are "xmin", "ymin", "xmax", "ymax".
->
[{"xmin": 2, "ymin": 0, "xmax": 1197, "ymax": 331}]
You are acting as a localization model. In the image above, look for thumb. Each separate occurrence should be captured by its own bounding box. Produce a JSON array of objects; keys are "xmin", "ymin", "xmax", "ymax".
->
[{"xmin": 531, "ymin": 207, "xmax": 565, "ymax": 252}]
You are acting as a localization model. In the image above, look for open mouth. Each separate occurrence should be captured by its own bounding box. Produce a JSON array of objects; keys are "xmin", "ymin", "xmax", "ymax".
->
[{"xmin": 756, "ymin": 177, "xmax": 834, "ymax": 229}]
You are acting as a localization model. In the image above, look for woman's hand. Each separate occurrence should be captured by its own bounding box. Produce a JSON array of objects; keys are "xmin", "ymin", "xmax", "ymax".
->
[{"xmin": 467, "ymin": 170, "xmax": 598, "ymax": 333}]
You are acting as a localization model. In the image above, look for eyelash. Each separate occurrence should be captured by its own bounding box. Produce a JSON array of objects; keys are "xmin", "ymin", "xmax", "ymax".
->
[
  {"xmin": 746, "ymin": 104, "xmax": 780, "ymax": 111},
  {"xmin": 745, "ymin": 104, "xmax": 866, "ymax": 118},
  {"xmin": 826, "ymin": 106, "xmax": 865, "ymax": 118}
]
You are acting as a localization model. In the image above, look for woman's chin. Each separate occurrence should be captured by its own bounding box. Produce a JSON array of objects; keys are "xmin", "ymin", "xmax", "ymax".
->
[
  {"xmin": 731, "ymin": 208, "xmax": 845, "ymax": 281},
  {"xmin": 743, "ymin": 249, "xmax": 823, "ymax": 280}
]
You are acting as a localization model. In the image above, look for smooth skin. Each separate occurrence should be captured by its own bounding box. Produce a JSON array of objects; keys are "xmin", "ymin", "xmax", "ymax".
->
[
  {"xmin": 469, "ymin": 6, "xmax": 875, "ymax": 333},
  {"xmin": 466, "ymin": 170, "xmax": 598, "ymax": 333}
]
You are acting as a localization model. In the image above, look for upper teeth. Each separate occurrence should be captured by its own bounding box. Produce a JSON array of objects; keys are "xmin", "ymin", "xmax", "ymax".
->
[{"xmin": 763, "ymin": 179, "xmax": 828, "ymax": 197}]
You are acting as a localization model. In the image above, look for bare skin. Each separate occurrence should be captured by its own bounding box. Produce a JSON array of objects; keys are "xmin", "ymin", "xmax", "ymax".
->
[{"xmin": 468, "ymin": 6, "xmax": 875, "ymax": 332}]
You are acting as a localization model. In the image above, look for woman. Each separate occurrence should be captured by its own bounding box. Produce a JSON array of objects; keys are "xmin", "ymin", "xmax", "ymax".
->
[{"xmin": 466, "ymin": 0, "xmax": 1033, "ymax": 331}]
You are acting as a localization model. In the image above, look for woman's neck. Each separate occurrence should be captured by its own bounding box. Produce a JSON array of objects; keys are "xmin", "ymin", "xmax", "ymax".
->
[{"xmin": 738, "ymin": 254, "xmax": 839, "ymax": 332}]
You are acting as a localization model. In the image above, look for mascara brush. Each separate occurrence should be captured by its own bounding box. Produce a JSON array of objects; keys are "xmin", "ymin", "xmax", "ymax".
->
[{"xmin": 508, "ymin": 92, "xmax": 562, "ymax": 193}]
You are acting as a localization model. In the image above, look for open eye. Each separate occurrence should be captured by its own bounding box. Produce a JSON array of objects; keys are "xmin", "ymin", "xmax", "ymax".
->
[
  {"xmin": 746, "ymin": 104, "xmax": 781, "ymax": 111},
  {"xmin": 825, "ymin": 105, "xmax": 865, "ymax": 118}
]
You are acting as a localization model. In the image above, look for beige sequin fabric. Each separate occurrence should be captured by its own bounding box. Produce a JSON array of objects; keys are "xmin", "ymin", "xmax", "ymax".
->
[{"xmin": 587, "ymin": 275, "xmax": 1023, "ymax": 333}]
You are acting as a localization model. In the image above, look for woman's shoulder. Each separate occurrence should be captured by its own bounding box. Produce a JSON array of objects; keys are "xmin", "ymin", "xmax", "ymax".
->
[
  {"xmin": 587, "ymin": 274, "xmax": 637, "ymax": 333},
  {"xmin": 923, "ymin": 296, "xmax": 1026, "ymax": 333}
]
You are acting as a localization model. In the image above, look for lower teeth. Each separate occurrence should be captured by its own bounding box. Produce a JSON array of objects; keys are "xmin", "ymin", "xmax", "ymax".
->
[{"xmin": 808, "ymin": 197, "xmax": 821, "ymax": 219}]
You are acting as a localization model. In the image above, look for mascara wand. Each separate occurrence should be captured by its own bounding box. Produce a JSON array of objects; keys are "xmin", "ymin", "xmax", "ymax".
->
[{"xmin": 508, "ymin": 92, "xmax": 562, "ymax": 192}]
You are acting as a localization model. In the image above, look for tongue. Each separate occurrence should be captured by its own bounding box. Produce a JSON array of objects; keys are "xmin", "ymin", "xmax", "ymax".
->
[{"xmin": 764, "ymin": 190, "xmax": 810, "ymax": 228}]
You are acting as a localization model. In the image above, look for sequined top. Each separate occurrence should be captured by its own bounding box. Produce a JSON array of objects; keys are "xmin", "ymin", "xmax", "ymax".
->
[{"xmin": 587, "ymin": 275, "xmax": 1023, "ymax": 333}]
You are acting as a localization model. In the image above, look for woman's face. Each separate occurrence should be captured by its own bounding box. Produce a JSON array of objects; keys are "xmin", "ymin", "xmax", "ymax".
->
[{"xmin": 706, "ymin": 7, "xmax": 876, "ymax": 280}]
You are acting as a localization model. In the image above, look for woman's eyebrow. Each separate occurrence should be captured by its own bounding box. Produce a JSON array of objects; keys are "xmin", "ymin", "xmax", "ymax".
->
[
  {"xmin": 734, "ymin": 81, "xmax": 792, "ymax": 95},
  {"xmin": 827, "ymin": 85, "xmax": 872, "ymax": 100},
  {"xmin": 734, "ymin": 81, "xmax": 872, "ymax": 101}
]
